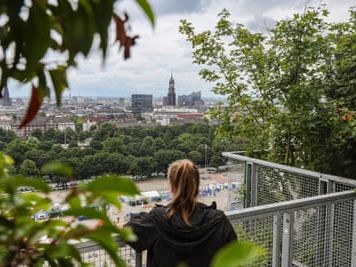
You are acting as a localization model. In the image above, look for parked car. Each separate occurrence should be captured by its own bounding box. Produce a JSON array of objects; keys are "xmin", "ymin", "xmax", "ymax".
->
[{"xmin": 34, "ymin": 210, "xmax": 49, "ymax": 221}]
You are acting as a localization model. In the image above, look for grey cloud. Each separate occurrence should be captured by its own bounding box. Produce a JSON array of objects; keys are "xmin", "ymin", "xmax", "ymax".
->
[
  {"xmin": 246, "ymin": 15, "xmax": 276, "ymax": 32},
  {"xmin": 237, "ymin": 0, "xmax": 311, "ymax": 14},
  {"xmin": 151, "ymin": 0, "xmax": 211, "ymax": 15}
]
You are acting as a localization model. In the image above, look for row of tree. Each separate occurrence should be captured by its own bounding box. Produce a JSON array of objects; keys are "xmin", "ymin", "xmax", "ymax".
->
[{"xmin": 0, "ymin": 123, "xmax": 242, "ymax": 181}]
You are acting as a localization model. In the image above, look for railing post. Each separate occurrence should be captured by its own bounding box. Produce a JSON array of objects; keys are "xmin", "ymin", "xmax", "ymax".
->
[
  {"xmin": 351, "ymin": 200, "xmax": 356, "ymax": 267},
  {"xmin": 135, "ymin": 251, "xmax": 142, "ymax": 267},
  {"xmin": 245, "ymin": 162, "xmax": 257, "ymax": 207},
  {"xmin": 251, "ymin": 163, "xmax": 257, "ymax": 207},
  {"xmin": 316, "ymin": 178, "xmax": 328, "ymax": 265},
  {"xmin": 281, "ymin": 211, "xmax": 294, "ymax": 267},
  {"xmin": 245, "ymin": 162, "xmax": 252, "ymax": 208},
  {"xmin": 272, "ymin": 213, "xmax": 282, "ymax": 267},
  {"xmin": 324, "ymin": 181, "xmax": 335, "ymax": 266}
]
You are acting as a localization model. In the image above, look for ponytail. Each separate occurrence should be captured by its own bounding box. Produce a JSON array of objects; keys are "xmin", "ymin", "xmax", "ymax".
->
[{"xmin": 166, "ymin": 159, "xmax": 200, "ymax": 226}]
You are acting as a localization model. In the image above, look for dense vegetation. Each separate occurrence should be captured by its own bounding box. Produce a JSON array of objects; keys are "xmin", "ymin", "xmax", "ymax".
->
[
  {"xmin": 180, "ymin": 6, "xmax": 356, "ymax": 179},
  {"xmin": 0, "ymin": 123, "xmax": 242, "ymax": 181}
]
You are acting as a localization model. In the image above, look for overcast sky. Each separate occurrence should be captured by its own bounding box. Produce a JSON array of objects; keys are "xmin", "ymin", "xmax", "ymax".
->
[{"xmin": 9, "ymin": 0, "xmax": 355, "ymax": 98}]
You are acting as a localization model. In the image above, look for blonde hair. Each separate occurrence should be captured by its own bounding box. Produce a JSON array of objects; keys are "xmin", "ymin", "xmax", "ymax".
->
[{"xmin": 166, "ymin": 159, "xmax": 200, "ymax": 226}]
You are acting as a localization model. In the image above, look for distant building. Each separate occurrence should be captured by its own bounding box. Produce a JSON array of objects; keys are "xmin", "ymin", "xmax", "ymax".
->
[
  {"xmin": 0, "ymin": 116, "xmax": 75, "ymax": 137},
  {"xmin": 167, "ymin": 74, "xmax": 176, "ymax": 106},
  {"xmin": 178, "ymin": 91, "xmax": 203, "ymax": 107},
  {"xmin": 1, "ymin": 87, "xmax": 11, "ymax": 106},
  {"xmin": 162, "ymin": 96, "xmax": 168, "ymax": 106},
  {"xmin": 131, "ymin": 94, "xmax": 153, "ymax": 114}
]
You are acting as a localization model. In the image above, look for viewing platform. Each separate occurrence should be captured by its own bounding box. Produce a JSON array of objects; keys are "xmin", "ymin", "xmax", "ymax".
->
[{"xmin": 72, "ymin": 153, "xmax": 356, "ymax": 266}]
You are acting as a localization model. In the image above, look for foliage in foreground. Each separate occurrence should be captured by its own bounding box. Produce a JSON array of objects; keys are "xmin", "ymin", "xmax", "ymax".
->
[
  {"xmin": 180, "ymin": 6, "xmax": 356, "ymax": 178},
  {"xmin": 0, "ymin": 0, "xmax": 155, "ymax": 127},
  {"xmin": 0, "ymin": 153, "xmax": 139, "ymax": 266}
]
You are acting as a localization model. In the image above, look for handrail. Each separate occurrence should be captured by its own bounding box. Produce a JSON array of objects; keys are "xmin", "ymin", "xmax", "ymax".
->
[
  {"xmin": 73, "ymin": 190, "xmax": 356, "ymax": 267},
  {"xmin": 225, "ymin": 190, "xmax": 356, "ymax": 221},
  {"xmin": 222, "ymin": 151, "xmax": 356, "ymax": 186}
]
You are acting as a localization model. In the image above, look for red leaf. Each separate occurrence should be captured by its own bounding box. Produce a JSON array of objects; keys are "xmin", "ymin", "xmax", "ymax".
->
[
  {"xmin": 124, "ymin": 35, "xmax": 139, "ymax": 59},
  {"xmin": 114, "ymin": 13, "xmax": 128, "ymax": 44},
  {"xmin": 19, "ymin": 85, "xmax": 42, "ymax": 129},
  {"xmin": 113, "ymin": 13, "xmax": 139, "ymax": 60}
]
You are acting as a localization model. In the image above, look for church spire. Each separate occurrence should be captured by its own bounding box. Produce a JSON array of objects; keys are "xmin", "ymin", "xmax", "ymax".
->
[
  {"xmin": 1, "ymin": 86, "xmax": 11, "ymax": 106},
  {"xmin": 167, "ymin": 74, "xmax": 176, "ymax": 106}
]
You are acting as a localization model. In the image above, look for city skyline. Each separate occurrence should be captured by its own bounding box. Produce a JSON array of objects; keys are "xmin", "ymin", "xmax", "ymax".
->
[{"xmin": 7, "ymin": 0, "xmax": 354, "ymax": 98}]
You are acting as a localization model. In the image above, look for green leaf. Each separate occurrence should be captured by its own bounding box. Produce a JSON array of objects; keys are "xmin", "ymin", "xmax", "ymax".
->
[
  {"xmin": 47, "ymin": 243, "xmax": 82, "ymax": 263},
  {"xmin": 211, "ymin": 242, "xmax": 265, "ymax": 267},
  {"xmin": 136, "ymin": 0, "xmax": 155, "ymax": 27},
  {"xmin": 117, "ymin": 226, "xmax": 137, "ymax": 242},
  {"xmin": 41, "ymin": 163, "xmax": 73, "ymax": 178},
  {"xmin": 0, "ymin": 176, "xmax": 50, "ymax": 193},
  {"xmin": 92, "ymin": 0, "xmax": 114, "ymax": 60},
  {"xmin": 100, "ymin": 192, "xmax": 122, "ymax": 209},
  {"xmin": 64, "ymin": 207, "xmax": 110, "ymax": 224},
  {"xmin": 49, "ymin": 66, "xmax": 68, "ymax": 106},
  {"xmin": 22, "ymin": 193, "xmax": 51, "ymax": 213},
  {"xmin": 88, "ymin": 232, "xmax": 126, "ymax": 267},
  {"xmin": 23, "ymin": 5, "xmax": 51, "ymax": 75},
  {"xmin": 82, "ymin": 176, "xmax": 139, "ymax": 196}
]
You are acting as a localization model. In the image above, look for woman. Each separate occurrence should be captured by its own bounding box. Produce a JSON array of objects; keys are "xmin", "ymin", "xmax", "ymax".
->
[{"xmin": 126, "ymin": 159, "xmax": 237, "ymax": 267}]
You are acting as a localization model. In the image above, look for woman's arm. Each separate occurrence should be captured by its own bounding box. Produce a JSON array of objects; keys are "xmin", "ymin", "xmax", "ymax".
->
[{"xmin": 125, "ymin": 212, "xmax": 157, "ymax": 252}]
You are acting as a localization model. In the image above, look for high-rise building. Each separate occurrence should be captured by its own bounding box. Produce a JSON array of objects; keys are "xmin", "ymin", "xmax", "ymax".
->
[
  {"xmin": 167, "ymin": 74, "xmax": 176, "ymax": 106},
  {"xmin": 178, "ymin": 91, "xmax": 203, "ymax": 107},
  {"xmin": 131, "ymin": 94, "xmax": 153, "ymax": 114},
  {"xmin": 1, "ymin": 87, "xmax": 11, "ymax": 106}
]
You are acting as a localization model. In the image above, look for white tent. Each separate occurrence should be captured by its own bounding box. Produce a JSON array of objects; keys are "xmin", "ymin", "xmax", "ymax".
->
[{"xmin": 141, "ymin": 191, "xmax": 161, "ymax": 202}]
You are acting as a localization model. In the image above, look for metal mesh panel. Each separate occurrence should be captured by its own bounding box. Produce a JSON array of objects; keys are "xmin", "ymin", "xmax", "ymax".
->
[
  {"xmin": 256, "ymin": 165, "xmax": 319, "ymax": 205},
  {"xmin": 290, "ymin": 200, "xmax": 355, "ymax": 267},
  {"xmin": 332, "ymin": 200, "xmax": 354, "ymax": 266},
  {"xmin": 292, "ymin": 207, "xmax": 325, "ymax": 266},
  {"xmin": 79, "ymin": 244, "xmax": 138, "ymax": 267},
  {"xmin": 231, "ymin": 216, "xmax": 274, "ymax": 266},
  {"xmin": 335, "ymin": 182, "xmax": 356, "ymax": 192}
]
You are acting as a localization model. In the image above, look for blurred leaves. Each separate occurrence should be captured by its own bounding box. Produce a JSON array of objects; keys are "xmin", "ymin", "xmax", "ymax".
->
[
  {"xmin": 82, "ymin": 175, "xmax": 139, "ymax": 196},
  {"xmin": 0, "ymin": 0, "xmax": 155, "ymax": 127},
  {"xmin": 41, "ymin": 162, "xmax": 73, "ymax": 178},
  {"xmin": 0, "ymin": 152, "xmax": 139, "ymax": 266},
  {"xmin": 211, "ymin": 242, "xmax": 265, "ymax": 267}
]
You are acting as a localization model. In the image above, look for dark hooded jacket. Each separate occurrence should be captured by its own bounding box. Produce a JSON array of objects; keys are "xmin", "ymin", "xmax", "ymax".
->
[{"xmin": 125, "ymin": 202, "xmax": 237, "ymax": 267}]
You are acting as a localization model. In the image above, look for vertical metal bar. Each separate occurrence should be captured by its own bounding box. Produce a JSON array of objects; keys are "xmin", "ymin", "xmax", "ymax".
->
[
  {"xmin": 250, "ymin": 163, "xmax": 257, "ymax": 207},
  {"xmin": 281, "ymin": 211, "xmax": 294, "ymax": 267},
  {"xmin": 351, "ymin": 200, "xmax": 356, "ymax": 267},
  {"xmin": 272, "ymin": 213, "xmax": 282, "ymax": 267},
  {"xmin": 325, "ymin": 181, "xmax": 335, "ymax": 266},
  {"xmin": 245, "ymin": 162, "xmax": 252, "ymax": 208},
  {"xmin": 316, "ymin": 179, "xmax": 328, "ymax": 265},
  {"xmin": 135, "ymin": 251, "xmax": 142, "ymax": 267}
]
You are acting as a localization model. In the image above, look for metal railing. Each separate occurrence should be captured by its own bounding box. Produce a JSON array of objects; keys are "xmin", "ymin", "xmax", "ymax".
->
[
  {"xmin": 75, "ymin": 190, "xmax": 356, "ymax": 267},
  {"xmin": 73, "ymin": 153, "xmax": 356, "ymax": 266},
  {"xmin": 222, "ymin": 152, "xmax": 356, "ymax": 207},
  {"xmin": 75, "ymin": 238, "xmax": 142, "ymax": 267},
  {"xmin": 226, "ymin": 190, "xmax": 356, "ymax": 267}
]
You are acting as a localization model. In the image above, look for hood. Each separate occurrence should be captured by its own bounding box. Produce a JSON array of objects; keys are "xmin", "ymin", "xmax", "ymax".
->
[{"xmin": 151, "ymin": 202, "xmax": 225, "ymax": 253}]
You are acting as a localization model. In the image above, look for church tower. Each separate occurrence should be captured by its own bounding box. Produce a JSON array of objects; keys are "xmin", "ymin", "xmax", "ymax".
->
[
  {"xmin": 167, "ymin": 74, "xmax": 176, "ymax": 106},
  {"xmin": 1, "ymin": 87, "xmax": 11, "ymax": 106}
]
